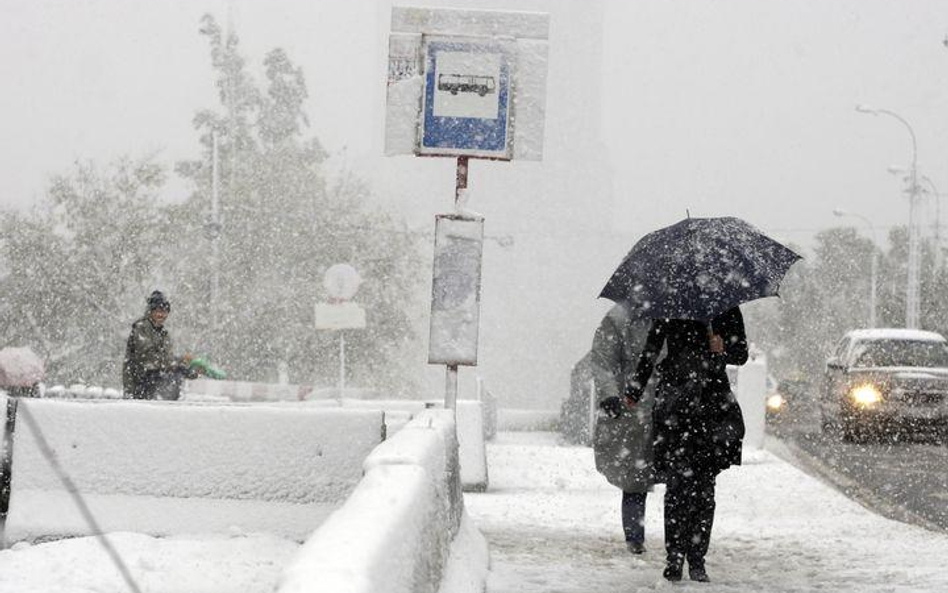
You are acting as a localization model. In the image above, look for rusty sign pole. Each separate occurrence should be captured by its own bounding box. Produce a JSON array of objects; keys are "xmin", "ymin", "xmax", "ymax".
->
[{"xmin": 444, "ymin": 155, "xmax": 471, "ymax": 410}]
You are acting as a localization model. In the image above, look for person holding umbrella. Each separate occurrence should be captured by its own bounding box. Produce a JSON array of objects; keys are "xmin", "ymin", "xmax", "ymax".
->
[
  {"xmin": 626, "ymin": 308, "xmax": 747, "ymax": 581},
  {"xmin": 600, "ymin": 216, "xmax": 800, "ymax": 582}
]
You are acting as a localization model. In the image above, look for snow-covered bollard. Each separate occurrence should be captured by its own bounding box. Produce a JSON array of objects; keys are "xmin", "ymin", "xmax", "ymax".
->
[
  {"xmin": 737, "ymin": 359, "xmax": 767, "ymax": 449},
  {"xmin": 456, "ymin": 400, "xmax": 488, "ymax": 492}
]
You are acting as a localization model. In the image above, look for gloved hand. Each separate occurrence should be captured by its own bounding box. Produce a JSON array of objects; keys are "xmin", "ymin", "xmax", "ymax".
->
[
  {"xmin": 625, "ymin": 383, "xmax": 644, "ymax": 403},
  {"xmin": 599, "ymin": 396, "xmax": 624, "ymax": 419}
]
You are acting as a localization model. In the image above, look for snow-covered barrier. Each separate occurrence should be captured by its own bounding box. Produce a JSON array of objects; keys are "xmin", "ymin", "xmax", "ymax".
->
[
  {"xmin": 1, "ymin": 397, "xmax": 385, "ymax": 541},
  {"xmin": 186, "ymin": 391, "xmax": 490, "ymax": 492},
  {"xmin": 497, "ymin": 407, "xmax": 560, "ymax": 431},
  {"xmin": 737, "ymin": 358, "xmax": 768, "ymax": 449},
  {"xmin": 335, "ymin": 399, "xmax": 488, "ymax": 491},
  {"xmin": 185, "ymin": 378, "xmax": 381, "ymax": 401},
  {"xmin": 276, "ymin": 408, "xmax": 488, "ymax": 593},
  {"xmin": 475, "ymin": 379, "xmax": 498, "ymax": 441},
  {"xmin": 456, "ymin": 400, "xmax": 488, "ymax": 492}
]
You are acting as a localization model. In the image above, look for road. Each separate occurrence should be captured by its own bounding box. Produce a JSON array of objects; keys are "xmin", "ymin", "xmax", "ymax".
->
[{"xmin": 768, "ymin": 405, "xmax": 948, "ymax": 532}]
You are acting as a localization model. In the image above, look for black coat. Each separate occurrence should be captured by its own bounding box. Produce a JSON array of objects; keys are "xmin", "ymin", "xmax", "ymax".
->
[{"xmin": 627, "ymin": 307, "xmax": 748, "ymax": 478}]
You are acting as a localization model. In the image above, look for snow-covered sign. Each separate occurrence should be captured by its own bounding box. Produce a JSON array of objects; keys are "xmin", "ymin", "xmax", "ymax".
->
[
  {"xmin": 314, "ymin": 302, "xmax": 366, "ymax": 331},
  {"xmin": 428, "ymin": 215, "xmax": 484, "ymax": 365},
  {"xmin": 386, "ymin": 6, "xmax": 549, "ymax": 160},
  {"xmin": 322, "ymin": 263, "xmax": 362, "ymax": 301}
]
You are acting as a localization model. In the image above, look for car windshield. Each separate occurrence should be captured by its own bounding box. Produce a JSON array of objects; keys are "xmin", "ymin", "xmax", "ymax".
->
[{"xmin": 850, "ymin": 339, "xmax": 948, "ymax": 368}]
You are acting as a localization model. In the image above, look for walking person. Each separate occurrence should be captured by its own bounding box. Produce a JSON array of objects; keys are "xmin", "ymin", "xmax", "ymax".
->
[
  {"xmin": 589, "ymin": 302, "xmax": 656, "ymax": 555},
  {"xmin": 625, "ymin": 306, "xmax": 747, "ymax": 582},
  {"xmin": 123, "ymin": 290, "xmax": 196, "ymax": 400}
]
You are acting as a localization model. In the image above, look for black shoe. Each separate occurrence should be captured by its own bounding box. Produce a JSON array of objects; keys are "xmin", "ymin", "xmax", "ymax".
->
[
  {"xmin": 689, "ymin": 563, "xmax": 710, "ymax": 582},
  {"xmin": 663, "ymin": 558, "xmax": 684, "ymax": 581},
  {"xmin": 626, "ymin": 541, "xmax": 646, "ymax": 555}
]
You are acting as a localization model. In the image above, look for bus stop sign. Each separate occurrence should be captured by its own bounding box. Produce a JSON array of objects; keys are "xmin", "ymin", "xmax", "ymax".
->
[
  {"xmin": 420, "ymin": 37, "xmax": 514, "ymax": 158},
  {"xmin": 385, "ymin": 7, "xmax": 549, "ymax": 161}
]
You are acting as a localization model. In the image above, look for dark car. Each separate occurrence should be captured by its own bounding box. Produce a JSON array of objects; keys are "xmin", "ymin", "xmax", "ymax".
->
[{"xmin": 820, "ymin": 328, "xmax": 948, "ymax": 441}]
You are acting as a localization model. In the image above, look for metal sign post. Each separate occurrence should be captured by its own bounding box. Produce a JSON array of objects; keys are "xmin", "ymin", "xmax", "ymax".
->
[
  {"xmin": 339, "ymin": 332, "xmax": 346, "ymax": 398},
  {"xmin": 385, "ymin": 7, "xmax": 549, "ymax": 410},
  {"xmin": 315, "ymin": 265, "xmax": 365, "ymax": 398}
]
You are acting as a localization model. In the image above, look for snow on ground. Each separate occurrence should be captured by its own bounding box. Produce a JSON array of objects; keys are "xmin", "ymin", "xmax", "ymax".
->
[
  {"xmin": 0, "ymin": 531, "xmax": 299, "ymax": 593},
  {"xmin": 5, "ymin": 430, "xmax": 948, "ymax": 592},
  {"xmin": 5, "ymin": 490, "xmax": 335, "ymax": 543},
  {"xmin": 464, "ymin": 432, "xmax": 948, "ymax": 593}
]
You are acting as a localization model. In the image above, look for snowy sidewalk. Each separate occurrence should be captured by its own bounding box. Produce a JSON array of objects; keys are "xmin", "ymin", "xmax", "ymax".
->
[{"xmin": 465, "ymin": 432, "xmax": 948, "ymax": 592}]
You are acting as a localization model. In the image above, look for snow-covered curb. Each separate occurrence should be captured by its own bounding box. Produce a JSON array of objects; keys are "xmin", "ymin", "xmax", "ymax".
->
[
  {"xmin": 276, "ymin": 409, "xmax": 488, "ymax": 593},
  {"xmin": 436, "ymin": 514, "xmax": 490, "ymax": 593}
]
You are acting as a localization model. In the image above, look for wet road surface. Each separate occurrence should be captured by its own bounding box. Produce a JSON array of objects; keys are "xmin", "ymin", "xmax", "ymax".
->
[{"xmin": 768, "ymin": 408, "xmax": 948, "ymax": 532}]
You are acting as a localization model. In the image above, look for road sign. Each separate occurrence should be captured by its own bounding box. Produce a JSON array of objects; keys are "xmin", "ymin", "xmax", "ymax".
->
[
  {"xmin": 428, "ymin": 215, "xmax": 484, "ymax": 366},
  {"xmin": 385, "ymin": 7, "xmax": 549, "ymax": 161},
  {"xmin": 419, "ymin": 36, "xmax": 514, "ymax": 158},
  {"xmin": 323, "ymin": 264, "xmax": 362, "ymax": 301},
  {"xmin": 314, "ymin": 302, "xmax": 366, "ymax": 331}
]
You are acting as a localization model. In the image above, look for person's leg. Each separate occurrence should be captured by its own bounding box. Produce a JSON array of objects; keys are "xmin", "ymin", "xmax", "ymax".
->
[
  {"xmin": 622, "ymin": 491, "xmax": 647, "ymax": 551},
  {"xmin": 686, "ymin": 472, "xmax": 717, "ymax": 581},
  {"xmin": 663, "ymin": 474, "xmax": 687, "ymax": 579}
]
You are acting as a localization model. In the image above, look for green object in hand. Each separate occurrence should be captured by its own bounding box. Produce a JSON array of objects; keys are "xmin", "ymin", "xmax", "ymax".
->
[{"xmin": 190, "ymin": 357, "xmax": 226, "ymax": 380}]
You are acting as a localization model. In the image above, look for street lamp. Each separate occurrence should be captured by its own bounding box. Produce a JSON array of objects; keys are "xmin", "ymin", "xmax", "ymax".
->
[
  {"xmin": 920, "ymin": 175, "xmax": 944, "ymax": 268},
  {"xmin": 855, "ymin": 104, "xmax": 921, "ymax": 329},
  {"xmin": 832, "ymin": 208, "xmax": 878, "ymax": 328}
]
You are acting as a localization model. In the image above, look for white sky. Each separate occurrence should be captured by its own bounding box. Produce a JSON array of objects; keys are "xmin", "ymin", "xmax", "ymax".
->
[
  {"xmin": 603, "ymin": 0, "xmax": 948, "ymax": 249},
  {"xmin": 3, "ymin": 0, "xmax": 948, "ymax": 251}
]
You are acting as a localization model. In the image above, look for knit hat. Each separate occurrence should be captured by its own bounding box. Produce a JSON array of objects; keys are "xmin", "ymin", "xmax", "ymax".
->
[{"xmin": 147, "ymin": 290, "xmax": 171, "ymax": 312}]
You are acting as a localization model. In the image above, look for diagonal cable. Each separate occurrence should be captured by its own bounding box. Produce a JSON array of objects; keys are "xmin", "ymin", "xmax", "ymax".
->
[{"xmin": 16, "ymin": 401, "xmax": 144, "ymax": 593}]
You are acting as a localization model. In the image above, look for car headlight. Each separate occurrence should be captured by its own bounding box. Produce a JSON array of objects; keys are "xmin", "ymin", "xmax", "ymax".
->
[
  {"xmin": 766, "ymin": 394, "xmax": 786, "ymax": 411},
  {"xmin": 849, "ymin": 384, "xmax": 882, "ymax": 407}
]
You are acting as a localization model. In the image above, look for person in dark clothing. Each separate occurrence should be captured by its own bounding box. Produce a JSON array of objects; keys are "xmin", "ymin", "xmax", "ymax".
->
[
  {"xmin": 626, "ymin": 306, "xmax": 747, "ymax": 583},
  {"xmin": 122, "ymin": 291, "xmax": 196, "ymax": 400}
]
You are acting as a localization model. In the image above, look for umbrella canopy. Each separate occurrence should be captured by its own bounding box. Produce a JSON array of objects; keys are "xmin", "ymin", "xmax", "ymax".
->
[
  {"xmin": 600, "ymin": 217, "xmax": 801, "ymax": 321},
  {"xmin": 0, "ymin": 346, "xmax": 46, "ymax": 387}
]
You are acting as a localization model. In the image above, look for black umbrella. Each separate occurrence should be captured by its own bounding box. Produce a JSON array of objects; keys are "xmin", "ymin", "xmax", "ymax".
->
[{"xmin": 600, "ymin": 217, "xmax": 801, "ymax": 321}]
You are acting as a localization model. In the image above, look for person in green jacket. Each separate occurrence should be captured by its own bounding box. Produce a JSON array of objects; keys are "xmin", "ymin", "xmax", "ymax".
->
[{"xmin": 122, "ymin": 290, "xmax": 195, "ymax": 400}]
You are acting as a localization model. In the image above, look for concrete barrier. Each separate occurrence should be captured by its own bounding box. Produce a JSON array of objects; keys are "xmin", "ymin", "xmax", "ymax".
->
[
  {"xmin": 194, "ymin": 394, "xmax": 490, "ymax": 493},
  {"xmin": 276, "ymin": 409, "xmax": 487, "ymax": 593},
  {"xmin": 475, "ymin": 377, "xmax": 498, "ymax": 440},
  {"xmin": 737, "ymin": 359, "xmax": 768, "ymax": 450},
  {"xmin": 456, "ymin": 400, "xmax": 488, "ymax": 492},
  {"xmin": 184, "ymin": 378, "xmax": 381, "ymax": 402},
  {"xmin": 497, "ymin": 408, "xmax": 560, "ymax": 431},
  {"xmin": 0, "ymin": 396, "xmax": 385, "ymax": 541}
]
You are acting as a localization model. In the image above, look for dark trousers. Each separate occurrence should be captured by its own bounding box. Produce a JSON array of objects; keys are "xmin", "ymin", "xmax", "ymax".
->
[
  {"xmin": 133, "ymin": 368, "xmax": 186, "ymax": 401},
  {"xmin": 622, "ymin": 491, "xmax": 647, "ymax": 544},
  {"xmin": 664, "ymin": 471, "xmax": 716, "ymax": 565}
]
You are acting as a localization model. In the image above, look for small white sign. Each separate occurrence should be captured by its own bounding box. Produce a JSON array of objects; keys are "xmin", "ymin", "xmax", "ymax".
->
[
  {"xmin": 315, "ymin": 302, "xmax": 367, "ymax": 331},
  {"xmin": 323, "ymin": 264, "xmax": 362, "ymax": 301},
  {"xmin": 428, "ymin": 215, "xmax": 484, "ymax": 366}
]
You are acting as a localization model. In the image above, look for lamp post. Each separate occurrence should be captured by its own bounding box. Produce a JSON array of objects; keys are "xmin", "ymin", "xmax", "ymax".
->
[
  {"xmin": 856, "ymin": 104, "xmax": 920, "ymax": 328},
  {"xmin": 833, "ymin": 208, "xmax": 878, "ymax": 328},
  {"xmin": 920, "ymin": 175, "xmax": 945, "ymax": 270}
]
